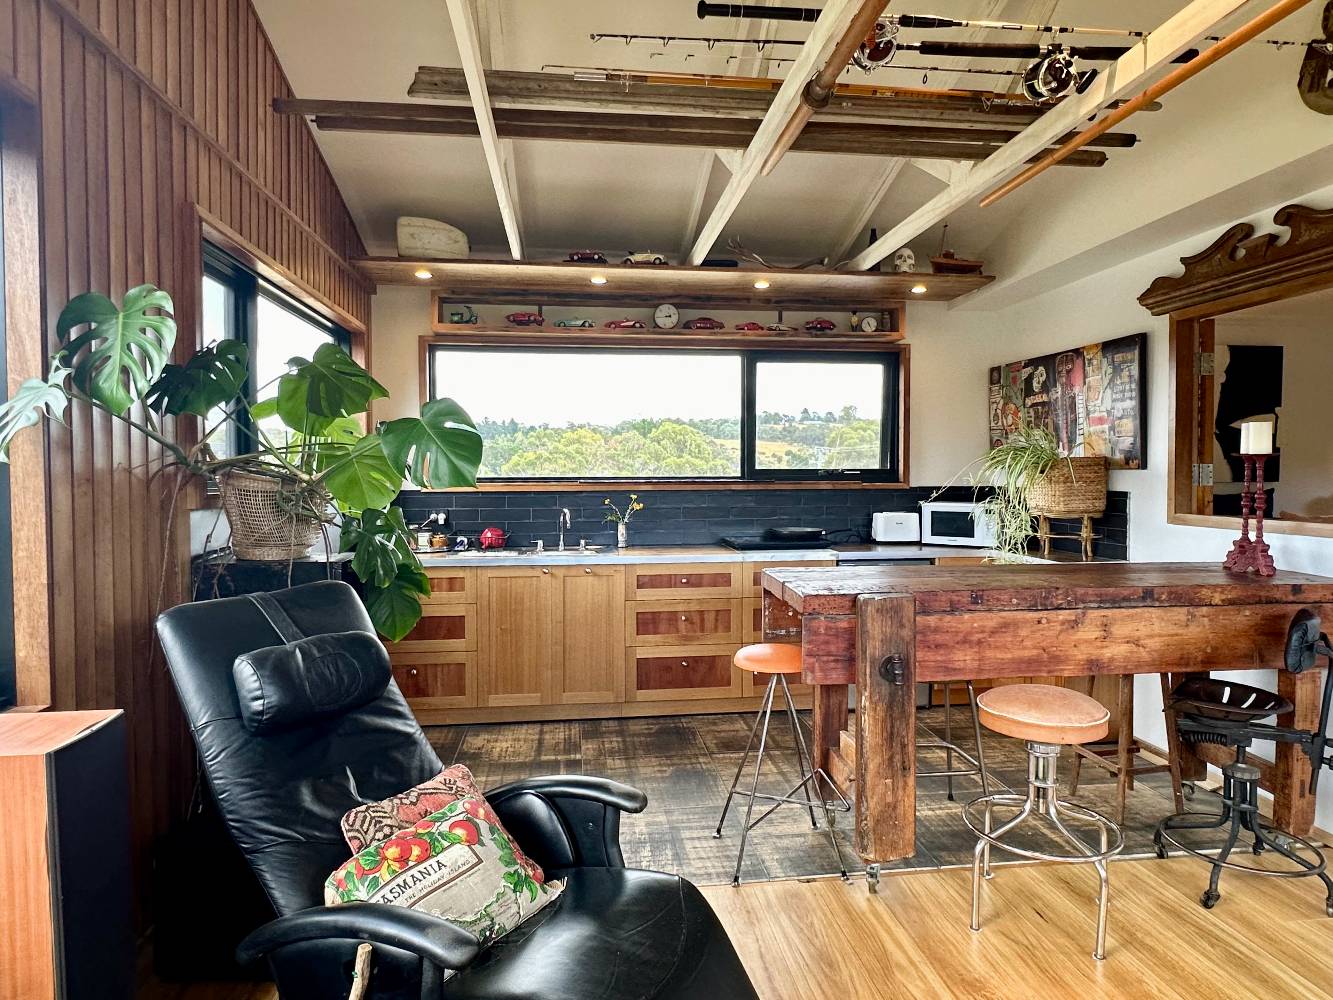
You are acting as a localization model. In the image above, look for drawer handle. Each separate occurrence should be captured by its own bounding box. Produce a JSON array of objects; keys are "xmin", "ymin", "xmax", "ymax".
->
[
  {"xmin": 409, "ymin": 668, "xmax": 418, "ymax": 676},
  {"xmin": 681, "ymin": 615, "xmax": 688, "ymax": 621},
  {"xmin": 681, "ymin": 577, "xmax": 689, "ymax": 584},
  {"xmin": 681, "ymin": 660, "xmax": 689, "ymax": 667},
  {"xmin": 542, "ymin": 568, "xmax": 550, "ymax": 574},
  {"xmin": 585, "ymin": 567, "xmax": 592, "ymax": 574}
]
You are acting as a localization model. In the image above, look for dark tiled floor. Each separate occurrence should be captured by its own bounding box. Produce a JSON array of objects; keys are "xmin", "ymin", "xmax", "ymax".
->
[{"xmin": 426, "ymin": 707, "xmax": 1227, "ymax": 886}]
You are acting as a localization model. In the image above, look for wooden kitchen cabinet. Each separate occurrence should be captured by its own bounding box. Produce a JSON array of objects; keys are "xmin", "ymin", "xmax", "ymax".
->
[
  {"xmin": 554, "ymin": 565, "xmax": 625, "ymax": 704},
  {"xmin": 625, "ymin": 598, "xmax": 742, "ymax": 646},
  {"xmin": 421, "ymin": 567, "xmax": 475, "ymax": 604},
  {"xmin": 626, "ymin": 562, "xmax": 741, "ymax": 600},
  {"xmin": 477, "ymin": 566, "xmax": 558, "ymax": 708},
  {"xmin": 390, "ymin": 651, "xmax": 478, "ymax": 709},
  {"xmin": 393, "ymin": 603, "xmax": 476, "ymax": 653},
  {"xmin": 626, "ymin": 643, "xmax": 743, "ymax": 701}
]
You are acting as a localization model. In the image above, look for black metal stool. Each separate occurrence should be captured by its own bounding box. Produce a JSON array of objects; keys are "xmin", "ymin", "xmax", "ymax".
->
[{"xmin": 1154, "ymin": 610, "xmax": 1333, "ymax": 917}]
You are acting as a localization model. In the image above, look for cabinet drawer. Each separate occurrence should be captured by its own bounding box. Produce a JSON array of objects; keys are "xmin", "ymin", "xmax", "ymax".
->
[
  {"xmin": 626, "ymin": 599, "xmax": 741, "ymax": 646},
  {"xmin": 392, "ymin": 604, "xmax": 476, "ymax": 652},
  {"xmin": 626, "ymin": 563, "xmax": 741, "ymax": 600},
  {"xmin": 421, "ymin": 567, "xmax": 475, "ymax": 605},
  {"xmin": 391, "ymin": 652, "xmax": 477, "ymax": 709},
  {"xmin": 743, "ymin": 558, "xmax": 834, "ymax": 597},
  {"xmin": 627, "ymin": 644, "xmax": 742, "ymax": 701}
]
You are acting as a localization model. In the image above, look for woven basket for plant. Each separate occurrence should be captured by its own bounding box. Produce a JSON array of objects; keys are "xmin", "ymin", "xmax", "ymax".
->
[
  {"xmin": 1026, "ymin": 456, "xmax": 1107, "ymax": 517},
  {"xmin": 218, "ymin": 470, "xmax": 327, "ymax": 560}
]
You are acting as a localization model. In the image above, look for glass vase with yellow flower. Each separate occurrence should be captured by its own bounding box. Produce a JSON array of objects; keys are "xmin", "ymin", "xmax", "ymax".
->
[{"xmin": 603, "ymin": 493, "xmax": 646, "ymax": 548}]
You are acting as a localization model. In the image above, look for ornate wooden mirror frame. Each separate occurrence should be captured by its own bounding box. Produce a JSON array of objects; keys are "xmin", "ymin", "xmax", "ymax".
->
[{"xmin": 1139, "ymin": 203, "xmax": 1333, "ymax": 539}]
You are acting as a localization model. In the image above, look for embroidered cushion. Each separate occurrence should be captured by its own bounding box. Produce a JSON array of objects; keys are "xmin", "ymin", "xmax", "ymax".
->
[
  {"xmin": 341, "ymin": 764, "xmax": 545, "ymax": 883},
  {"xmin": 325, "ymin": 796, "xmax": 564, "ymax": 947}
]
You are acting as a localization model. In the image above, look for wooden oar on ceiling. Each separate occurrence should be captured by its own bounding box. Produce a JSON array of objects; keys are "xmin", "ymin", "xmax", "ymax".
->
[{"xmin": 978, "ymin": 0, "xmax": 1318, "ymax": 207}]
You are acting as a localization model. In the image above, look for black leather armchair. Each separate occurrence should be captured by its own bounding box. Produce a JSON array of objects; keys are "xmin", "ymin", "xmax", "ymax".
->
[{"xmin": 156, "ymin": 581, "xmax": 758, "ymax": 1000}]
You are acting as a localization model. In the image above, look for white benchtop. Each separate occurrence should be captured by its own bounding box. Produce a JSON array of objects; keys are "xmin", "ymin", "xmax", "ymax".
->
[{"xmin": 413, "ymin": 542, "xmax": 1018, "ymax": 568}]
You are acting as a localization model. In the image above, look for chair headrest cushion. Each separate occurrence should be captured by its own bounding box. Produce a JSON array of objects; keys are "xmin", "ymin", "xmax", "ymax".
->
[{"xmin": 232, "ymin": 631, "xmax": 392, "ymax": 735}]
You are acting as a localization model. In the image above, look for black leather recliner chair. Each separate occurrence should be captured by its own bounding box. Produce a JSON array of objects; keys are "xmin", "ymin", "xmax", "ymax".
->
[{"xmin": 156, "ymin": 580, "xmax": 759, "ymax": 1000}]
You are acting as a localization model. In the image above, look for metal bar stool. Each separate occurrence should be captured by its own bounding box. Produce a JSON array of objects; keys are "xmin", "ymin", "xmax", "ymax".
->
[
  {"xmin": 713, "ymin": 643, "xmax": 850, "ymax": 887},
  {"xmin": 964, "ymin": 684, "xmax": 1125, "ymax": 960},
  {"xmin": 918, "ymin": 680, "xmax": 990, "ymax": 800}
]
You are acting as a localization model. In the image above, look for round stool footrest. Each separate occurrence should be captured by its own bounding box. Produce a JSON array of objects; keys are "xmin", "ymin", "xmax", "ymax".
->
[
  {"xmin": 1156, "ymin": 813, "xmax": 1329, "ymax": 878},
  {"xmin": 963, "ymin": 793, "xmax": 1125, "ymax": 864}
]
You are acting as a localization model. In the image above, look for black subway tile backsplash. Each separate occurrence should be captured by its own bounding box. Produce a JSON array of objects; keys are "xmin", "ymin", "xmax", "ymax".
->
[{"xmin": 394, "ymin": 484, "xmax": 1132, "ymax": 555}]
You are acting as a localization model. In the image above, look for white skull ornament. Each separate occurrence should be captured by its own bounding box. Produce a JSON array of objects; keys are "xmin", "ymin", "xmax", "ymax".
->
[{"xmin": 892, "ymin": 247, "xmax": 916, "ymax": 273}]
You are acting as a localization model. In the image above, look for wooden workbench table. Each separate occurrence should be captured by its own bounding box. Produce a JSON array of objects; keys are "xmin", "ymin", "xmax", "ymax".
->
[{"xmin": 759, "ymin": 562, "xmax": 1333, "ymax": 863}]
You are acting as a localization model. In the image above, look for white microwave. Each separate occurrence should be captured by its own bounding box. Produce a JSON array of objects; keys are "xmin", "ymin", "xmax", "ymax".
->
[{"xmin": 920, "ymin": 501, "xmax": 996, "ymax": 548}]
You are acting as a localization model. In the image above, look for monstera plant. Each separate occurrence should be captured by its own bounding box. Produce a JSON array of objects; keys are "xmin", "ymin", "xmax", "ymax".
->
[{"xmin": 0, "ymin": 284, "xmax": 482, "ymax": 640}]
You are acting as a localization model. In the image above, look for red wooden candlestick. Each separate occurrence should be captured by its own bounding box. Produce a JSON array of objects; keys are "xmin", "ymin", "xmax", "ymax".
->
[{"xmin": 1223, "ymin": 454, "xmax": 1275, "ymax": 577}]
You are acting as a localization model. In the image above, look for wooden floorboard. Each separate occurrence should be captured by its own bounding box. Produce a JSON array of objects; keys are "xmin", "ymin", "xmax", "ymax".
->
[{"xmin": 700, "ymin": 856, "xmax": 1333, "ymax": 1000}]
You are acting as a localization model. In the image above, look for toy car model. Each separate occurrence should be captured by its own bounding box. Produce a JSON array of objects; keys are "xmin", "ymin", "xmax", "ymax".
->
[
  {"xmin": 765, "ymin": 323, "xmax": 797, "ymax": 332},
  {"xmin": 622, "ymin": 251, "xmax": 668, "ymax": 265},
  {"xmin": 734, "ymin": 321, "xmax": 765, "ymax": 332},
  {"xmin": 505, "ymin": 311, "xmax": 544, "ymax": 326},
  {"xmin": 804, "ymin": 317, "xmax": 837, "ymax": 332},
  {"xmin": 554, "ymin": 318, "xmax": 596, "ymax": 328},
  {"xmin": 604, "ymin": 318, "xmax": 646, "ymax": 329},
  {"xmin": 566, "ymin": 250, "xmax": 607, "ymax": 264},
  {"xmin": 683, "ymin": 316, "xmax": 725, "ymax": 330}
]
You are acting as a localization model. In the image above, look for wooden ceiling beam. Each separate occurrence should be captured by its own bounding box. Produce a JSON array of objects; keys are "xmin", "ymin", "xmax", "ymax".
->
[
  {"xmin": 274, "ymin": 99, "xmax": 1136, "ymax": 150},
  {"xmin": 408, "ymin": 66, "xmax": 1054, "ymax": 127},
  {"xmin": 307, "ymin": 113, "xmax": 1111, "ymax": 165},
  {"xmin": 846, "ymin": 0, "xmax": 1260, "ymax": 271},
  {"xmin": 445, "ymin": 0, "xmax": 523, "ymax": 259}
]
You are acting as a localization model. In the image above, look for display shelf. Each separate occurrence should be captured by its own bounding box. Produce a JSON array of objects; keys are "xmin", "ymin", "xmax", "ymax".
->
[
  {"xmin": 423, "ymin": 323, "xmax": 905, "ymax": 351},
  {"xmin": 353, "ymin": 256, "xmax": 991, "ymax": 308}
]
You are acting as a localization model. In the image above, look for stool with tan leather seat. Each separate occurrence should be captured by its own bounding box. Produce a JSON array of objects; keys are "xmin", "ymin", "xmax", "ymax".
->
[
  {"xmin": 964, "ymin": 683, "xmax": 1125, "ymax": 960},
  {"xmin": 713, "ymin": 643, "xmax": 849, "ymax": 886}
]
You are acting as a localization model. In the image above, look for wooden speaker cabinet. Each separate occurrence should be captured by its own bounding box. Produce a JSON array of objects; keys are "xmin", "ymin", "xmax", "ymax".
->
[{"xmin": 0, "ymin": 710, "xmax": 132, "ymax": 1000}]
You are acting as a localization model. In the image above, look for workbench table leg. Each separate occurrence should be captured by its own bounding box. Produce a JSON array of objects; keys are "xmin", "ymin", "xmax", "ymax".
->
[
  {"xmin": 854, "ymin": 594, "xmax": 917, "ymax": 863},
  {"xmin": 1273, "ymin": 667, "xmax": 1321, "ymax": 836},
  {"xmin": 810, "ymin": 684, "xmax": 847, "ymax": 776}
]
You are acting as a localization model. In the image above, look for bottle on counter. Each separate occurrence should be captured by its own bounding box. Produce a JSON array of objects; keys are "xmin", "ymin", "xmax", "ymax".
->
[{"xmin": 413, "ymin": 513, "xmax": 435, "ymax": 551}]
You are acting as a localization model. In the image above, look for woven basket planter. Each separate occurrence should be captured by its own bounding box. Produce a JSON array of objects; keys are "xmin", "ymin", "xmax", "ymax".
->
[
  {"xmin": 1026, "ymin": 456, "xmax": 1108, "ymax": 517},
  {"xmin": 218, "ymin": 470, "xmax": 328, "ymax": 560}
]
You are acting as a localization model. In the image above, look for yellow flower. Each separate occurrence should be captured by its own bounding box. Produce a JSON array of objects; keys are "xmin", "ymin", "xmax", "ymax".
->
[{"xmin": 602, "ymin": 498, "xmax": 610, "ymax": 504}]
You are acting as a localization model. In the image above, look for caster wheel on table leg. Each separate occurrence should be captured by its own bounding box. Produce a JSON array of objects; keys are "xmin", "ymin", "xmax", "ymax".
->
[
  {"xmin": 1200, "ymin": 889, "xmax": 1220, "ymax": 909},
  {"xmin": 1183, "ymin": 783, "xmax": 1196, "ymax": 800},
  {"xmin": 866, "ymin": 864, "xmax": 881, "ymax": 894},
  {"xmin": 1325, "ymin": 898, "xmax": 1333, "ymax": 918}
]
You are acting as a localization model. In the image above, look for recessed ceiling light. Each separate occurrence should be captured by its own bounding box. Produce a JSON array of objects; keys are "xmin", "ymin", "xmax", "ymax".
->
[
  {"xmin": 911, "ymin": 283, "xmax": 928, "ymax": 295},
  {"xmin": 414, "ymin": 268, "xmax": 433, "ymax": 280},
  {"xmin": 753, "ymin": 278, "xmax": 771, "ymax": 289},
  {"xmin": 590, "ymin": 274, "xmax": 608, "ymax": 285}
]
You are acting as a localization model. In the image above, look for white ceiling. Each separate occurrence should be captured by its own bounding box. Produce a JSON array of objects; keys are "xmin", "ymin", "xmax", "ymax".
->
[{"xmin": 251, "ymin": 0, "xmax": 1301, "ymax": 270}]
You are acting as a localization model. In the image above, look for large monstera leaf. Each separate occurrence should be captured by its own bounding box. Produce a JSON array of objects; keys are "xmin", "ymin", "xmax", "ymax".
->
[
  {"xmin": 57, "ymin": 285, "xmax": 176, "ymax": 414},
  {"xmin": 380, "ymin": 397, "xmax": 483, "ymax": 489},
  {"xmin": 0, "ymin": 363, "xmax": 71, "ymax": 461},
  {"xmin": 277, "ymin": 343, "xmax": 386, "ymax": 434},
  {"xmin": 145, "ymin": 340, "xmax": 249, "ymax": 416},
  {"xmin": 319, "ymin": 433, "xmax": 401, "ymax": 511},
  {"xmin": 341, "ymin": 507, "xmax": 417, "ymax": 589},
  {"xmin": 364, "ymin": 563, "xmax": 431, "ymax": 641}
]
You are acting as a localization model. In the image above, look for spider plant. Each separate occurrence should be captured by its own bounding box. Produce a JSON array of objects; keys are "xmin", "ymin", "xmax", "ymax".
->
[{"xmin": 933, "ymin": 423, "xmax": 1068, "ymax": 562}]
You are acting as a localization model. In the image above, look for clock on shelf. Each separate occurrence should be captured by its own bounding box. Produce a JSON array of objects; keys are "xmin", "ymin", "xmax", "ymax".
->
[
  {"xmin": 858, "ymin": 314, "xmax": 880, "ymax": 333},
  {"xmin": 654, "ymin": 303, "xmax": 679, "ymax": 329}
]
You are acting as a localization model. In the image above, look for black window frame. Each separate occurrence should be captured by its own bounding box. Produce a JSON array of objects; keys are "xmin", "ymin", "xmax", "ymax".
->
[
  {"xmin": 426, "ymin": 343, "xmax": 903, "ymax": 484},
  {"xmin": 202, "ymin": 243, "xmax": 350, "ymax": 456}
]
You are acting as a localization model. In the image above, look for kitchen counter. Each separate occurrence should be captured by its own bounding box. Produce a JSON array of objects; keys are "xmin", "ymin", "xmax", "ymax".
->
[
  {"xmin": 413, "ymin": 542, "xmax": 1026, "ymax": 567},
  {"xmin": 414, "ymin": 543, "xmax": 841, "ymax": 567}
]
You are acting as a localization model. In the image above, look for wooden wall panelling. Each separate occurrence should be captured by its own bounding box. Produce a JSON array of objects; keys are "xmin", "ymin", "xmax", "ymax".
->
[{"xmin": 0, "ymin": 0, "xmax": 373, "ymax": 926}]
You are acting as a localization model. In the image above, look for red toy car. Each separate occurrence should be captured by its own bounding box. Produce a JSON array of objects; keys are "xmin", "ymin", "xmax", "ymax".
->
[
  {"xmin": 604, "ymin": 318, "xmax": 646, "ymax": 330},
  {"xmin": 734, "ymin": 321, "xmax": 765, "ymax": 332},
  {"xmin": 566, "ymin": 250, "xmax": 607, "ymax": 264},
  {"xmin": 505, "ymin": 311, "xmax": 544, "ymax": 327},
  {"xmin": 684, "ymin": 317, "xmax": 725, "ymax": 330},
  {"xmin": 804, "ymin": 317, "xmax": 837, "ymax": 332}
]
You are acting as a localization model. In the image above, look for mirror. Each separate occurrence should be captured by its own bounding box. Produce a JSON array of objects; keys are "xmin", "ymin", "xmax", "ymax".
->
[{"xmin": 1207, "ymin": 286, "xmax": 1333, "ymax": 524}]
